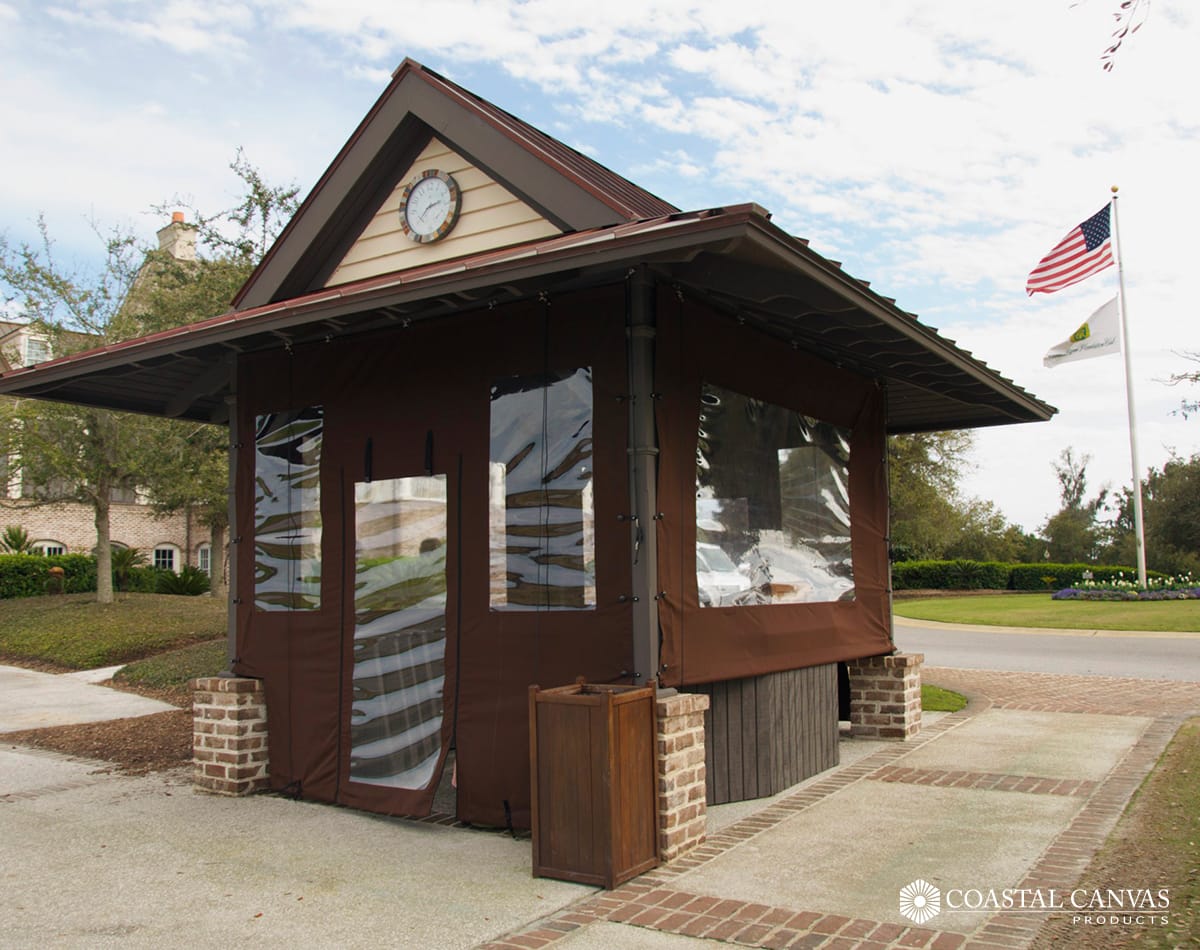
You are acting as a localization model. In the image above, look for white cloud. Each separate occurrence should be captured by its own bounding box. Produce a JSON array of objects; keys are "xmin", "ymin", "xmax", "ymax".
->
[
  {"xmin": 2, "ymin": 0, "xmax": 1197, "ymax": 532},
  {"xmin": 45, "ymin": 1, "xmax": 254, "ymax": 55}
]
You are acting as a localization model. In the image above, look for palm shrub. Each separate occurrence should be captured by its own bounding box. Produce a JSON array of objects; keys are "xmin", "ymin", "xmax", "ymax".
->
[
  {"xmin": 156, "ymin": 564, "xmax": 211, "ymax": 596},
  {"xmin": 0, "ymin": 526, "xmax": 35, "ymax": 554},
  {"xmin": 111, "ymin": 546, "xmax": 149, "ymax": 592}
]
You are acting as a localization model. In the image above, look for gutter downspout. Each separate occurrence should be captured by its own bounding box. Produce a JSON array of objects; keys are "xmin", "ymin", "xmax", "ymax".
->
[
  {"xmin": 223, "ymin": 385, "xmax": 239, "ymax": 675},
  {"xmin": 627, "ymin": 267, "xmax": 660, "ymax": 686}
]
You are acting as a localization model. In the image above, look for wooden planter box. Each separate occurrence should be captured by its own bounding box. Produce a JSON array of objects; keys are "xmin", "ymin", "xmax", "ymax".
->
[{"xmin": 528, "ymin": 682, "xmax": 659, "ymax": 888}]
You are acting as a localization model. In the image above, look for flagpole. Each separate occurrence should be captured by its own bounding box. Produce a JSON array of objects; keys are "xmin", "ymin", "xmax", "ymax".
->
[{"xmin": 1111, "ymin": 185, "xmax": 1148, "ymax": 588}]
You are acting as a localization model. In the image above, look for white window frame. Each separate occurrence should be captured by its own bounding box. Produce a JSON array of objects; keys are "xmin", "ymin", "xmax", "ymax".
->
[
  {"xmin": 153, "ymin": 544, "xmax": 179, "ymax": 573},
  {"xmin": 24, "ymin": 337, "xmax": 50, "ymax": 366},
  {"xmin": 33, "ymin": 540, "xmax": 66, "ymax": 556},
  {"xmin": 197, "ymin": 543, "xmax": 212, "ymax": 575}
]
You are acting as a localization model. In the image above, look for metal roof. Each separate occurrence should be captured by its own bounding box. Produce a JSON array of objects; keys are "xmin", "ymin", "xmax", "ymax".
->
[
  {"xmin": 0, "ymin": 204, "xmax": 1054, "ymax": 433},
  {"xmin": 232, "ymin": 59, "xmax": 677, "ymax": 311}
]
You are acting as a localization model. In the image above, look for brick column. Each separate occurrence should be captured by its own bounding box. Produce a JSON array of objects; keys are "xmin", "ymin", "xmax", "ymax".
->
[
  {"xmin": 192, "ymin": 677, "xmax": 269, "ymax": 795},
  {"xmin": 846, "ymin": 652, "xmax": 923, "ymax": 739},
  {"xmin": 655, "ymin": 691, "xmax": 709, "ymax": 862}
]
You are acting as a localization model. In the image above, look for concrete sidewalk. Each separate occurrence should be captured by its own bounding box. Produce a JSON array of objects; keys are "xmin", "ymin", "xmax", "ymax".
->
[
  {"xmin": 0, "ymin": 664, "xmax": 175, "ymax": 734},
  {"xmin": 2, "ymin": 667, "xmax": 1198, "ymax": 949}
]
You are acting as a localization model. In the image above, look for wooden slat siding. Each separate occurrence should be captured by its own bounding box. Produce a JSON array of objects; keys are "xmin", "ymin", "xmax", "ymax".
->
[
  {"xmin": 710, "ymin": 681, "xmax": 729, "ymax": 801},
  {"xmin": 742, "ymin": 675, "xmax": 758, "ymax": 799},
  {"xmin": 702, "ymin": 665, "xmax": 839, "ymax": 805},
  {"xmin": 802, "ymin": 665, "xmax": 816, "ymax": 780},
  {"xmin": 325, "ymin": 137, "xmax": 560, "ymax": 287},
  {"xmin": 728, "ymin": 679, "xmax": 744, "ymax": 802},
  {"xmin": 760, "ymin": 673, "xmax": 778, "ymax": 795}
]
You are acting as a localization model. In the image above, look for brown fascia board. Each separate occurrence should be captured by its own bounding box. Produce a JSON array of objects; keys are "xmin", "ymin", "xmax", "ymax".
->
[
  {"xmin": 0, "ymin": 210, "xmax": 758, "ymax": 403},
  {"xmin": 0, "ymin": 205, "xmax": 1052, "ymax": 429},
  {"xmin": 235, "ymin": 59, "xmax": 660, "ymax": 311}
]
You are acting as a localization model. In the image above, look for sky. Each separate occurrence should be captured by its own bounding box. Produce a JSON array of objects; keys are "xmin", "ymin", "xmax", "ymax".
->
[{"xmin": 0, "ymin": 0, "xmax": 1196, "ymax": 532}]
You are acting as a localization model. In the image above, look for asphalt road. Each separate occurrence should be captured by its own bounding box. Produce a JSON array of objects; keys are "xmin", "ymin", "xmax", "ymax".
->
[{"xmin": 893, "ymin": 618, "xmax": 1200, "ymax": 682}]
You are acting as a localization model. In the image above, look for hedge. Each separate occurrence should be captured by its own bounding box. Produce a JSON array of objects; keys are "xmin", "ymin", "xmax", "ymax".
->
[
  {"xmin": 0, "ymin": 554, "xmax": 166, "ymax": 598},
  {"xmin": 0, "ymin": 553, "xmax": 97, "ymax": 598},
  {"xmin": 1007, "ymin": 563, "xmax": 1163, "ymax": 591},
  {"xmin": 891, "ymin": 559, "xmax": 1162, "ymax": 591},
  {"xmin": 891, "ymin": 559, "xmax": 1011, "ymax": 591}
]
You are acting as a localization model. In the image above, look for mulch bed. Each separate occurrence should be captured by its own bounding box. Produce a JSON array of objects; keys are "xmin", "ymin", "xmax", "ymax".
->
[{"xmin": 3, "ymin": 677, "xmax": 192, "ymax": 775}]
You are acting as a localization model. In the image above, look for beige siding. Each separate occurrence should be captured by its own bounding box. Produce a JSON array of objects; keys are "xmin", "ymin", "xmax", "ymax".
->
[{"xmin": 325, "ymin": 138, "xmax": 561, "ymax": 287}]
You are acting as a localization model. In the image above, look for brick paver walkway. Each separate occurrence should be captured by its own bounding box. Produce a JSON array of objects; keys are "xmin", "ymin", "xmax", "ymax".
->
[{"xmin": 480, "ymin": 668, "xmax": 1200, "ymax": 950}]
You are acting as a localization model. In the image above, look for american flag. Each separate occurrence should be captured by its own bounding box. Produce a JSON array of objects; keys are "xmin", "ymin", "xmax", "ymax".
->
[{"xmin": 1025, "ymin": 204, "xmax": 1114, "ymax": 295}]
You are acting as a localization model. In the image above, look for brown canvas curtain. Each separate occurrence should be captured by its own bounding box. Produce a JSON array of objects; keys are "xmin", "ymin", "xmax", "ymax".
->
[
  {"xmin": 229, "ymin": 280, "xmax": 892, "ymax": 825},
  {"xmin": 233, "ymin": 288, "xmax": 633, "ymax": 827},
  {"xmin": 654, "ymin": 291, "xmax": 893, "ymax": 686}
]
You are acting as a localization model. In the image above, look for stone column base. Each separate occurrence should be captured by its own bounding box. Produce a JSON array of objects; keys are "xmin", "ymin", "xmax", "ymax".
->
[
  {"xmin": 192, "ymin": 676, "xmax": 269, "ymax": 795},
  {"xmin": 846, "ymin": 653, "xmax": 923, "ymax": 739},
  {"xmin": 656, "ymin": 691, "xmax": 709, "ymax": 862}
]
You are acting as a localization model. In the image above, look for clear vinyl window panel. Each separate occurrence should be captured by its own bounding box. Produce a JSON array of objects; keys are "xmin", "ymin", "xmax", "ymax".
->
[
  {"xmin": 697, "ymin": 383, "xmax": 854, "ymax": 606},
  {"xmin": 350, "ymin": 476, "xmax": 448, "ymax": 790},
  {"xmin": 489, "ymin": 368, "xmax": 596, "ymax": 610},
  {"xmin": 253, "ymin": 407, "xmax": 323, "ymax": 611}
]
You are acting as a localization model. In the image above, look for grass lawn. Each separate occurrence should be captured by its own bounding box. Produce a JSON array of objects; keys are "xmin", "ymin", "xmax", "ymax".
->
[
  {"xmin": 114, "ymin": 638, "xmax": 227, "ymax": 691},
  {"xmin": 893, "ymin": 593, "xmax": 1200, "ymax": 632},
  {"xmin": 0, "ymin": 592, "xmax": 226, "ymax": 669},
  {"xmin": 921, "ymin": 684, "xmax": 967, "ymax": 712}
]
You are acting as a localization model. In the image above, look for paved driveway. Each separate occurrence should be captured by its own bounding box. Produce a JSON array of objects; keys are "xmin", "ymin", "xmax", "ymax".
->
[{"xmin": 894, "ymin": 617, "xmax": 1200, "ymax": 680}]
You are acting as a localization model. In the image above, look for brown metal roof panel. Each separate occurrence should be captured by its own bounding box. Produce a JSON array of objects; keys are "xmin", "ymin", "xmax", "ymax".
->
[{"xmin": 0, "ymin": 206, "xmax": 1054, "ymax": 433}]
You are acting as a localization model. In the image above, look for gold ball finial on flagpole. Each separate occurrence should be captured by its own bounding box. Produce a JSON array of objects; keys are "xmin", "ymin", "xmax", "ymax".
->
[{"xmin": 1111, "ymin": 185, "xmax": 1119, "ymax": 194}]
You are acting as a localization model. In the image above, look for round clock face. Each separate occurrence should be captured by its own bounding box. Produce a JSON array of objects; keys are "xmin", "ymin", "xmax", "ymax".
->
[{"xmin": 400, "ymin": 170, "xmax": 461, "ymax": 243}]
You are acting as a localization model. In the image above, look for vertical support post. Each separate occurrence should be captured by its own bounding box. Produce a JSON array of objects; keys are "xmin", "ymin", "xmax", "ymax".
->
[
  {"xmin": 627, "ymin": 267, "xmax": 660, "ymax": 686},
  {"xmin": 880, "ymin": 380, "xmax": 895, "ymax": 645},
  {"xmin": 224, "ymin": 384, "xmax": 239, "ymax": 674}
]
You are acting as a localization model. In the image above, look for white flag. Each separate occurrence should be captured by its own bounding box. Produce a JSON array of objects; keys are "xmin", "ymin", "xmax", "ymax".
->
[{"xmin": 1043, "ymin": 297, "xmax": 1121, "ymax": 368}]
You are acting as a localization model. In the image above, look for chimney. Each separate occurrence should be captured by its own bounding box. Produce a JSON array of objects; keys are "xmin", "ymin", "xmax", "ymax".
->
[{"xmin": 157, "ymin": 210, "xmax": 197, "ymax": 261}]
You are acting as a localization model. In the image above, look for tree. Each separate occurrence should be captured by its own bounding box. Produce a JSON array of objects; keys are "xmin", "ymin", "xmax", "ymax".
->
[
  {"xmin": 1109, "ymin": 453, "xmax": 1200, "ymax": 576},
  {"xmin": 943, "ymin": 498, "xmax": 1039, "ymax": 564},
  {"xmin": 1041, "ymin": 448, "xmax": 1111, "ymax": 563},
  {"xmin": 0, "ymin": 219, "xmax": 156, "ymax": 602},
  {"xmin": 888, "ymin": 431, "xmax": 987, "ymax": 560},
  {"xmin": 0, "ymin": 152, "xmax": 298, "ymax": 603},
  {"xmin": 1165, "ymin": 351, "xmax": 1200, "ymax": 420},
  {"xmin": 121, "ymin": 154, "xmax": 299, "ymax": 596},
  {"xmin": 131, "ymin": 421, "xmax": 232, "ymax": 595},
  {"xmin": 1099, "ymin": 0, "xmax": 1151, "ymax": 72}
]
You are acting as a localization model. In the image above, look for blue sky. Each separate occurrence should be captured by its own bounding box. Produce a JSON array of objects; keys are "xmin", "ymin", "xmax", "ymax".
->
[{"xmin": 1, "ymin": 0, "xmax": 1197, "ymax": 532}]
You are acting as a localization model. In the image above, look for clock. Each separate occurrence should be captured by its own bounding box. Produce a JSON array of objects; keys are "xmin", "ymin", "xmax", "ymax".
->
[{"xmin": 399, "ymin": 170, "xmax": 461, "ymax": 243}]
